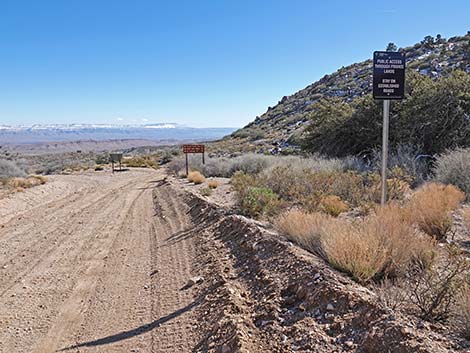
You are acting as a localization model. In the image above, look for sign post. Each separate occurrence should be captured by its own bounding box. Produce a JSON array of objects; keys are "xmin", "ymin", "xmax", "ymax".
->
[
  {"xmin": 110, "ymin": 153, "xmax": 123, "ymax": 173},
  {"xmin": 373, "ymin": 51, "xmax": 405, "ymax": 205},
  {"xmin": 182, "ymin": 144, "xmax": 205, "ymax": 176}
]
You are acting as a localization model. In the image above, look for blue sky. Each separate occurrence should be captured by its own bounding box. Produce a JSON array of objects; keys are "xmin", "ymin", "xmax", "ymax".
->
[{"xmin": 0, "ymin": 0, "xmax": 469, "ymax": 128}]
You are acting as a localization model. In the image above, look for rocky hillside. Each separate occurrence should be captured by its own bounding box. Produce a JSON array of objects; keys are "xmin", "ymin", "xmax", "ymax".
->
[{"xmin": 215, "ymin": 33, "xmax": 470, "ymax": 155}]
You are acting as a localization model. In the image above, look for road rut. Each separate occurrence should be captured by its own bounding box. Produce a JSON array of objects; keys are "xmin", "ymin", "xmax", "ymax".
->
[{"xmin": 0, "ymin": 169, "xmax": 199, "ymax": 353}]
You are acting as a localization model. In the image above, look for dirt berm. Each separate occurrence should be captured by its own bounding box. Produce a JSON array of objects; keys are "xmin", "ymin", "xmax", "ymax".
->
[{"xmin": 166, "ymin": 177, "xmax": 459, "ymax": 353}]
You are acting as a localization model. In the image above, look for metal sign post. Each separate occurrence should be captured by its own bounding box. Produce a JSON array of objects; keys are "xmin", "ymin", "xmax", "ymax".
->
[
  {"xmin": 381, "ymin": 100, "xmax": 390, "ymax": 205},
  {"xmin": 110, "ymin": 153, "xmax": 123, "ymax": 173},
  {"xmin": 373, "ymin": 51, "xmax": 406, "ymax": 206}
]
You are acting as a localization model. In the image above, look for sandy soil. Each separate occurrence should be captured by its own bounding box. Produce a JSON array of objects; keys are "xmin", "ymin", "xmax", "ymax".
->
[{"xmin": 0, "ymin": 168, "xmax": 200, "ymax": 353}]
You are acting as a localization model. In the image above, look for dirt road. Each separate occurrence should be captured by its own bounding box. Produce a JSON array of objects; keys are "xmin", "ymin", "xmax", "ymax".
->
[{"xmin": 0, "ymin": 169, "xmax": 199, "ymax": 353}]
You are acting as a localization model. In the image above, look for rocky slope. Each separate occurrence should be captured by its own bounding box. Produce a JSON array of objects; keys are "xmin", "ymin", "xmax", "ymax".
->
[{"xmin": 215, "ymin": 33, "xmax": 470, "ymax": 155}]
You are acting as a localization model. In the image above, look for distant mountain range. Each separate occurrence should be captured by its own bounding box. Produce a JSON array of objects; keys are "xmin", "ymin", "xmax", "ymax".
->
[
  {"xmin": 0, "ymin": 123, "xmax": 180, "ymax": 131},
  {"xmin": 0, "ymin": 123, "xmax": 236, "ymax": 145},
  {"xmin": 221, "ymin": 32, "xmax": 470, "ymax": 154}
]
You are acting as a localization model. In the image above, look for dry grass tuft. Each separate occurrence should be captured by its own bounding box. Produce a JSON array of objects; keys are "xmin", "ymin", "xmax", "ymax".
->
[
  {"xmin": 208, "ymin": 180, "xmax": 219, "ymax": 189},
  {"xmin": 409, "ymin": 182, "xmax": 465, "ymax": 239},
  {"xmin": 275, "ymin": 204, "xmax": 436, "ymax": 283},
  {"xmin": 187, "ymin": 171, "xmax": 206, "ymax": 184},
  {"xmin": 319, "ymin": 195, "xmax": 348, "ymax": 217},
  {"xmin": 123, "ymin": 156, "xmax": 158, "ymax": 169},
  {"xmin": 31, "ymin": 175, "xmax": 47, "ymax": 185},
  {"xmin": 275, "ymin": 209, "xmax": 331, "ymax": 251},
  {"xmin": 8, "ymin": 175, "xmax": 48, "ymax": 190}
]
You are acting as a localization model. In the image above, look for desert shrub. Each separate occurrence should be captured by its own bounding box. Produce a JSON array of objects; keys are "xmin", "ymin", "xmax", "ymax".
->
[
  {"xmin": 169, "ymin": 153, "xmax": 353, "ymax": 179},
  {"xmin": 368, "ymin": 144, "xmax": 431, "ymax": 186},
  {"xmin": 303, "ymin": 71, "xmax": 470, "ymax": 157},
  {"xmin": 258, "ymin": 165, "xmax": 409, "ymax": 211},
  {"xmin": 123, "ymin": 156, "xmax": 158, "ymax": 169},
  {"xmin": 0, "ymin": 159, "xmax": 26, "ymax": 178},
  {"xmin": 187, "ymin": 171, "xmax": 206, "ymax": 184},
  {"xmin": 160, "ymin": 149, "xmax": 177, "ymax": 164},
  {"xmin": 275, "ymin": 209, "xmax": 330, "ymax": 250},
  {"xmin": 220, "ymin": 154, "xmax": 277, "ymax": 175},
  {"xmin": 406, "ymin": 245, "xmax": 468, "ymax": 321},
  {"xmin": 240, "ymin": 187, "xmax": 281, "ymax": 218},
  {"xmin": 231, "ymin": 171, "xmax": 259, "ymax": 200},
  {"xmin": 454, "ymin": 284, "xmax": 470, "ymax": 338},
  {"xmin": 433, "ymin": 148, "xmax": 470, "ymax": 198},
  {"xmin": 231, "ymin": 127, "xmax": 266, "ymax": 140},
  {"xmin": 208, "ymin": 180, "xmax": 219, "ymax": 189},
  {"xmin": 319, "ymin": 195, "xmax": 348, "ymax": 217},
  {"xmin": 7, "ymin": 175, "xmax": 47, "ymax": 190},
  {"xmin": 376, "ymin": 279, "xmax": 408, "ymax": 311},
  {"xmin": 275, "ymin": 204, "xmax": 435, "ymax": 283},
  {"xmin": 95, "ymin": 165, "xmax": 104, "ymax": 171},
  {"xmin": 166, "ymin": 157, "xmax": 186, "ymax": 175},
  {"xmin": 37, "ymin": 160, "xmax": 68, "ymax": 175},
  {"xmin": 95, "ymin": 154, "xmax": 109, "ymax": 165},
  {"xmin": 261, "ymin": 168, "xmax": 363, "ymax": 205},
  {"xmin": 365, "ymin": 169, "xmax": 412, "ymax": 203},
  {"xmin": 167, "ymin": 154, "xmax": 270, "ymax": 177},
  {"xmin": 200, "ymin": 187, "xmax": 212, "ymax": 197},
  {"xmin": 409, "ymin": 183, "xmax": 465, "ymax": 239}
]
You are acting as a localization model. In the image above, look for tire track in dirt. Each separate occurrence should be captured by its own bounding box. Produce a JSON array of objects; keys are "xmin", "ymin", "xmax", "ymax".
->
[
  {"xmin": 149, "ymin": 182, "xmax": 199, "ymax": 353},
  {"xmin": 51, "ymin": 178, "xmax": 200, "ymax": 353},
  {"xmin": 0, "ymin": 175, "xmax": 146, "ymax": 298},
  {"xmin": 33, "ymin": 183, "xmax": 151, "ymax": 353},
  {"xmin": 0, "ymin": 169, "xmax": 161, "ymax": 353}
]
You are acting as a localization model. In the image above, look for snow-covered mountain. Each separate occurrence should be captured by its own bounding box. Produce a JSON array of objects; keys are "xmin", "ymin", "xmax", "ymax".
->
[
  {"xmin": 0, "ymin": 123, "xmax": 235, "ymax": 144},
  {"xmin": 0, "ymin": 123, "xmax": 179, "ymax": 131}
]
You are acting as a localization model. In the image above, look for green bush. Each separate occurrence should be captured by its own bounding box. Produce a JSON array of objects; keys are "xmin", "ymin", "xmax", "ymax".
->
[
  {"xmin": 302, "ymin": 71, "xmax": 470, "ymax": 157},
  {"xmin": 231, "ymin": 128, "xmax": 266, "ymax": 140},
  {"xmin": 240, "ymin": 187, "xmax": 281, "ymax": 218},
  {"xmin": 200, "ymin": 187, "xmax": 212, "ymax": 197},
  {"xmin": 231, "ymin": 171, "xmax": 259, "ymax": 200}
]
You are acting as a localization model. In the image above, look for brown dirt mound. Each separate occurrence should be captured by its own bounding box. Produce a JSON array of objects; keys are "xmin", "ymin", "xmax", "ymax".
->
[{"xmin": 171, "ymin": 177, "xmax": 459, "ymax": 353}]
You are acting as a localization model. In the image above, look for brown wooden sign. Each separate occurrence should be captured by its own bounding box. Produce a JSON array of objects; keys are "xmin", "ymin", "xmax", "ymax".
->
[
  {"xmin": 182, "ymin": 144, "xmax": 205, "ymax": 175},
  {"xmin": 182, "ymin": 144, "xmax": 205, "ymax": 154}
]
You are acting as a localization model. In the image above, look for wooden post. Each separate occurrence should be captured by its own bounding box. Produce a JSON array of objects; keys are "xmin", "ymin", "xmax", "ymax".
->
[
  {"xmin": 202, "ymin": 152, "xmax": 205, "ymax": 164},
  {"xmin": 185, "ymin": 153, "xmax": 189, "ymax": 176}
]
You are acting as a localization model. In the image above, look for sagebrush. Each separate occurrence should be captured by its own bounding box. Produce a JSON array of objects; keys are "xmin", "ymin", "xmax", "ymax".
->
[
  {"xmin": 275, "ymin": 204, "xmax": 435, "ymax": 283},
  {"xmin": 433, "ymin": 148, "xmax": 470, "ymax": 199},
  {"xmin": 409, "ymin": 183, "xmax": 464, "ymax": 239},
  {"xmin": 0, "ymin": 159, "xmax": 26, "ymax": 179}
]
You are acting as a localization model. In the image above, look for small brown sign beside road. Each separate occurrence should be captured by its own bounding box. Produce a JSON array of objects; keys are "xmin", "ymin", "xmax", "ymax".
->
[
  {"xmin": 182, "ymin": 144, "xmax": 205, "ymax": 176},
  {"xmin": 182, "ymin": 144, "xmax": 205, "ymax": 154}
]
